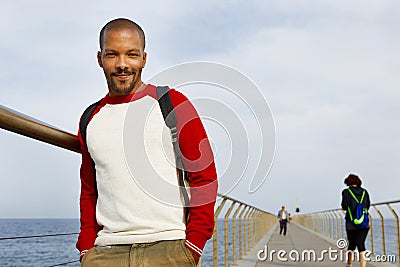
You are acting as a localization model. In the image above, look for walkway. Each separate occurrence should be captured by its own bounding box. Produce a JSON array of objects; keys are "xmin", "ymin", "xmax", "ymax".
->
[{"xmin": 237, "ymin": 223, "xmax": 395, "ymax": 267}]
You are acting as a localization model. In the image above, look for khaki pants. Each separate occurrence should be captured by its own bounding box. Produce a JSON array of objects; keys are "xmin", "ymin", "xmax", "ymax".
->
[{"xmin": 81, "ymin": 239, "xmax": 197, "ymax": 267}]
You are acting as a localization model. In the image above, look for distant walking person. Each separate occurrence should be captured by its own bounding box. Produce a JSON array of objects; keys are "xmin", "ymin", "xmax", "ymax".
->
[
  {"xmin": 277, "ymin": 205, "xmax": 289, "ymax": 235},
  {"xmin": 341, "ymin": 174, "xmax": 370, "ymax": 267}
]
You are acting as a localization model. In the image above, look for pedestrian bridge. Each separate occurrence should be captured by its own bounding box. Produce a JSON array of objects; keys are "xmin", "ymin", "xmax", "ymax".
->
[{"xmin": 1, "ymin": 105, "xmax": 399, "ymax": 267}]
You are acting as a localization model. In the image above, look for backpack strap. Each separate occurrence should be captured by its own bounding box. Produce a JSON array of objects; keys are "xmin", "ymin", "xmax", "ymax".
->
[
  {"xmin": 79, "ymin": 100, "xmax": 101, "ymax": 146},
  {"xmin": 347, "ymin": 188, "xmax": 359, "ymax": 222},
  {"xmin": 347, "ymin": 206, "xmax": 353, "ymax": 221},
  {"xmin": 156, "ymin": 86, "xmax": 190, "ymax": 223},
  {"xmin": 360, "ymin": 190, "xmax": 366, "ymax": 203},
  {"xmin": 347, "ymin": 188, "xmax": 360, "ymax": 203}
]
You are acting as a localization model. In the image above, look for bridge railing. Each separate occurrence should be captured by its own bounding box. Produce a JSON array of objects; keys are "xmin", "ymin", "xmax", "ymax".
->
[
  {"xmin": 210, "ymin": 194, "xmax": 276, "ymax": 267},
  {"xmin": 293, "ymin": 200, "xmax": 400, "ymax": 266},
  {"xmin": 0, "ymin": 104, "xmax": 277, "ymax": 267}
]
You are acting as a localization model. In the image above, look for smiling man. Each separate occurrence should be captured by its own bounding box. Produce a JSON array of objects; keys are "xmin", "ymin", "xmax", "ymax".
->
[
  {"xmin": 98, "ymin": 20, "xmax": 146, "ymax": 96},
  {"xmin": 76, "ymin": 18, "xmax": 218, "ymax": 266}
]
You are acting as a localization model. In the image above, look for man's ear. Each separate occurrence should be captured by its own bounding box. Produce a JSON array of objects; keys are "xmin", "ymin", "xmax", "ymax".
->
[
  {"xmin": 142, "ymin": 52, "xmax": 147, "ymax": 68},
  {"xmin": 97, "ymin": 51, "xmax": 103, "ymax": 68}
]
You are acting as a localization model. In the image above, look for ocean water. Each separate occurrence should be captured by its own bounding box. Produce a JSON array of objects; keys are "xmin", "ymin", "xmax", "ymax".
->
[
  {"xmin": 0, "ymin": 219, "xmax": 234, "ymax": 267},
  {"xmin": 0, "ymin": 218, "xmax": 398, "ymax": 266},
  {"xmin": 369, "ymin": 218, "xmax": 399, "ymax": 261},
  {"xmin": 0, "ymin": 219, "xmax": 80, "ymax": 267}
]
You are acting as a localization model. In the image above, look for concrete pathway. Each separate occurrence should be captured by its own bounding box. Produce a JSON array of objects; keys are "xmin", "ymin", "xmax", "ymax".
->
[{"xmin": 255, "ymin": 223, "xmax": 350, "ymax": 266}]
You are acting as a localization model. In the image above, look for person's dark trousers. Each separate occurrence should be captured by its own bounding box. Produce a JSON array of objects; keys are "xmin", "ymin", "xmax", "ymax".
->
[{"xmin": 279, "ymin": 219, "xmax": 288, "ymax": 235}]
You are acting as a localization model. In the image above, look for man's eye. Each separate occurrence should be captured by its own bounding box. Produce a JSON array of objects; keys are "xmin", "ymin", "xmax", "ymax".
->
[
  {"xmin": 128, "ymin": 53, "xmax": 139, "ymax": 57},
  {"xmin": 105, "ymin": 53, "xmax": 115, "ymax": 57}
]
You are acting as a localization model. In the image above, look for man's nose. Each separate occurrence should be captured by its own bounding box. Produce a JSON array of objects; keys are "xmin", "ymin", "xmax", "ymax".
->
[{"xmin": 116, "ymin": 56, "xmax": 129, "ymax": 69}]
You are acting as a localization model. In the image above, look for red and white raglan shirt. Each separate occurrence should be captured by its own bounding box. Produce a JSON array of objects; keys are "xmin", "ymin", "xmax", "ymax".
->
[{"xmin": 76, "ymin": 84, "xmax": 218, "ymax": 259}]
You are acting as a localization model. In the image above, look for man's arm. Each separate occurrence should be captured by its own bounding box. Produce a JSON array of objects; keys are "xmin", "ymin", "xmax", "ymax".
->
[
  {"xmin": 170, "ymin": 90, "xmax": 218, "ymax": 258},
  {"xmin": 76, "ymin": 126, "xmax": 101, "ymax": 259}
]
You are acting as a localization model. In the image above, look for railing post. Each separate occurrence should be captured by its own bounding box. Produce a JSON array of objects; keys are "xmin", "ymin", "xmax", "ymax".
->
[
  {"xmin": 327, "ymin": 211, "xmax": 333, "ymax": 239},
  {"xmin": 213, "ymin": 197, "xmax": 227, "ymax": 267},
  {"xmin": 248, "ymin": 209, "xmax": 256, "ymax": 249},
  {"xmin": 253, "ymin": 210, "xmax": 258, "ymax": 244},
  {"xmin": 324, "ymin": 212, "xmax": 329, "ymax": 237},
  {"xmin": 312, "ymin": 214, "xmax": 317, "ymax": 232},
  {"xmin": 369, "ymin": 213, "xmax": 374, "ymax": 255},
  {"xmin": 253, "ymin": 210, "xmax": 257, "ymax": 245},
  {"xmin": 339, "ymin": 210, "xmax": 345, "ymax": 239},
  {"xmin": 316, "ymin": 214, "xmax": 321, "ymax": 234},
  {"xmin": 318, "ymin": 213, "xmax": 323, "ymax": 234},
  {"xmin": 243, "ymin": 207, "xmax": 252, "ymax": 255},
  {"xmin": 387, "ymin": 203, "xmax": 400, "ymax": 267},
  {"xmin": 334, "ymin": 211, "xmax": 341, "ymax": 240},
  {"xmin": 238, "ymin": 206, "xmax": 248, "ymax": 259},
  {"xmin": 231, "ymin": 204, "xmax": 243, "ymax": 266},
  {"xmin": 309, "ymin": 214, "xmax": 314, "ymax": 232},
  {"xmin": 224, "ymin": 201, "xmax": 236, "ymax": 267},
  {"xmin": 255, "ymin": 210, "xmax": 261, "ymax": 244},
  {"xmin": 373, "ymin": 205, "xmax": 386, "ymax": 256},
  {"xmin": 331, "ymin": 211, "xmax": 338, "ymax": 240},
  {"xmin": 254, "ymin": 210, "xmax": 261, "ymax": 243}
]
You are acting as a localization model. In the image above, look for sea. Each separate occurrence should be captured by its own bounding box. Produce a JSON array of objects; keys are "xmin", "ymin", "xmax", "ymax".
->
[
  {"xmin": 0, "ymin": 218, "xmax": 398, "ymax": 266},
  {"xmin": 0, "ymin": 219, "xmax": 234, "ymax": 267}
]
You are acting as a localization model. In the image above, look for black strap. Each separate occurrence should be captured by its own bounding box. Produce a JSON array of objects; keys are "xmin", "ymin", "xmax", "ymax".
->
[
  {"xmin": 156, "ymin": 86, "xmax": 177, "ymax": 129},
  {"xmin": 79, "ymin": 100, "xmax": 101, "ymax": 145},
  {"xmin": 156, "ymin": 86, "xmax": 190, "ymax": 223}
]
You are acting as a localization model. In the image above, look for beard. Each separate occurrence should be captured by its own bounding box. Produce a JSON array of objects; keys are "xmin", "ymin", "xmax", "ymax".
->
[
  {"xmin": 109, "ymin": 77, "xmax": 136, "ymax": 94},
  {"xmin": 106, "ymin": 69, "xmax": 142, "ymax": 95}
]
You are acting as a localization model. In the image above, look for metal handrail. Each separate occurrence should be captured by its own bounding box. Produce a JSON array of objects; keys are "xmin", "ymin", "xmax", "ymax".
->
[{"xmin": 0, "ymin": 105, "xmax": 81, "ymax": 153}]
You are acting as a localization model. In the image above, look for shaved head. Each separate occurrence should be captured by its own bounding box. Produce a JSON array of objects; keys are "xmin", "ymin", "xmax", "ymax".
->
[{"xmin": 99, "ymin": 18, "xmax": 145, "ymax": 51}]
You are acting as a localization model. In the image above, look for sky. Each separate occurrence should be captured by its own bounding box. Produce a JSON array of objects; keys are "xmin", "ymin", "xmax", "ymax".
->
[{"xmin": 0, "ymin": 0, "xmax": 399, "ymax": 218}]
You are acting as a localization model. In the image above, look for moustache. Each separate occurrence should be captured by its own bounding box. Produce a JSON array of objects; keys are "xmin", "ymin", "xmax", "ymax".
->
[{"xmin": 111, "ymin": 69, "xmax": 135, "ymax": 76}]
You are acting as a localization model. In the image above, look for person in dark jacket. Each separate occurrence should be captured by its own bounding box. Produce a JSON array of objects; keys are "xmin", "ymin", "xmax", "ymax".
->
[
  {"xmin": 277, "ymin": 205, "xmax": 290, "ymax": 236},
  {"xmin": 341, "ymin": 174, "xmax": 370, "ymax": 267}
]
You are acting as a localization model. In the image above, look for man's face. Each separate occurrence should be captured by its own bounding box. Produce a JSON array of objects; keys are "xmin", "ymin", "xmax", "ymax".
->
[{"xmin": 98, "ymin": 28, "xmax": 147, "ymax": 96}]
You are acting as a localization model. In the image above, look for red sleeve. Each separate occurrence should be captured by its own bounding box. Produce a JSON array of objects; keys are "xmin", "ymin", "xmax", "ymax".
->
[
  {"xmin": 169, "ymin": 89, "xmax": 218, "ymax": 256},
  {"xmin": 76, "ymin": 121, "xmax": 101, "ymax": 253}
]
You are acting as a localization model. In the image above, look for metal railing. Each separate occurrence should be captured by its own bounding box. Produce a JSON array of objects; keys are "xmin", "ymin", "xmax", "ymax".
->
[
  {"xmin": 293, "ymin": 200, "xmax": 400, "ymax": 266},
  {"xmin": 0, "ymin": 104, "xmax": 277, "ymax": 267},
  {"xmin": 208, "ymin": 194, "xmax": 276, "ymax": 266}
]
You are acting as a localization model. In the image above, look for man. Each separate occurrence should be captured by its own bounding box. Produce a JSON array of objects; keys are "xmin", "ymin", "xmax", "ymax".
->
[
  {"xmin": 277, "ymin": 205, "xmax": 289, "ymax": 235},
  {"xmin": 76, "ymin": 18, "xmax": 218, "ymax": 266}
]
